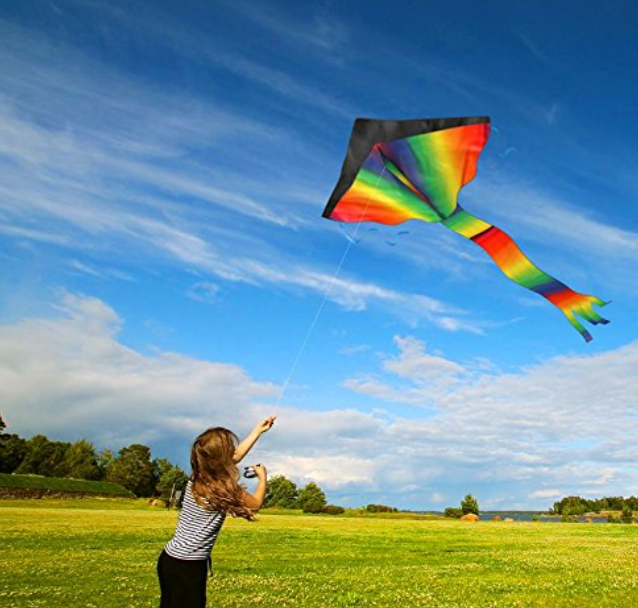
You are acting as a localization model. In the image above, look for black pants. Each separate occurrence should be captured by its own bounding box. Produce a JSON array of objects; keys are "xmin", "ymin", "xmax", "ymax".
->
[{"xmin": 157, "ymin": 550, "xmax": 208, "ymax": 608}]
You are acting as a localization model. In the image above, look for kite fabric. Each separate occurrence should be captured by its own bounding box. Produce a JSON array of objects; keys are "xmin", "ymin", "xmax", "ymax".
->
[{"xmin": 322, "ymin": 117, "xmax": 609, "ymax": 341}]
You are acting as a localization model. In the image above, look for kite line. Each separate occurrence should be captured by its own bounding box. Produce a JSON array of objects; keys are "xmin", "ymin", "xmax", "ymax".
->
[{"xmin": 275, "ymin": 166, "xmax": 387, "ymax": 407}]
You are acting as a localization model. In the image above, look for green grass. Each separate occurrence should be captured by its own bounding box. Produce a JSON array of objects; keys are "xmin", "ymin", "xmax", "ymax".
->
[
  {"xmin": 0, "ymin": 473, "xmax": 133, "ymax": 497},
  {"xmin": 2, "ymin": 500, "xmax": 638, "ymax": 608}
]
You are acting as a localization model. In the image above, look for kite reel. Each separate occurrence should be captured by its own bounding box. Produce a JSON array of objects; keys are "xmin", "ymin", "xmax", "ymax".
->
[{"xmin": 243, "ymin": 465, "xmax": 260, "ymax": 479}]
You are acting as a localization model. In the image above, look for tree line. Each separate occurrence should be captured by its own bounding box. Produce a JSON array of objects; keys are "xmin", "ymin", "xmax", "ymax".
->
[
  {"xmin": 0, "ymin": 414, "xmax": 337, "ymax": 509},
  {"xmin": 265, "ymin": 474, "xmax": 403, "ymax": 515},
  {"xmin": 0, "ymin": 413, "xmax": 187, "ymax": 498},
  {"xmin": 263, "ymin": 474, "xmax": 333, "ymax": 513},
  {"xmin": 552, "ymin": 495, "xmax": 638, "ymax": 516}
]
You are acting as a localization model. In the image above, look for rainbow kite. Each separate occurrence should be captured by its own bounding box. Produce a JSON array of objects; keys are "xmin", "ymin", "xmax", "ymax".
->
[{"xmin": 323, "ymin": 117, "xmax": 609, "ymax": 341}]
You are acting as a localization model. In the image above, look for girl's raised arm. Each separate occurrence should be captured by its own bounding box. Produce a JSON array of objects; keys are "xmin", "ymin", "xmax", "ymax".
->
[{"xmin": 233, "ymin": 416, "xmax": 276, "ymax": 463}]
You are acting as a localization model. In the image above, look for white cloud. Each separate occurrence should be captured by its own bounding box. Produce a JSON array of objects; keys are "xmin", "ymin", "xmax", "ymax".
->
[
  {"xmin": 0, "ymin": 294, "xmax": 390, "ymax": 494},
  {"xmin": 2, "ymin": 297, "xmax": 637, "ymax": 508},
  {"xmin": 383, "ymin": 336, "xmax": 466, "ymax": 385},
  {"xmin": 339, "ymin": 344, "xmax": 371, "ymax": 356},
  {"xmin": 268, "ymin": 454, "xmax": 376, "ymax": 488},
  {"xmin": 344, "ymin": 336, "xmax": 471, "ymax": 405},
  {"xmin": 529, "ymin": 489, "xmax": 562, "ymax": 500},
  {"xmin": 0, "ymin": 293, "xmax": 277, "ymax": 446},
  {"xmin": 343, "ymin": 334, "xmax": 638, "ymax": 504}
]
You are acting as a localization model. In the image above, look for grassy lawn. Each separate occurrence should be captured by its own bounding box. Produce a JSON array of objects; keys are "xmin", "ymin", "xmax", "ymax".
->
[
  {"xmin": 0, "ymin": 473, "xmax": 133, "ymax": 497},
  {"xmin": 2, "ymin": 500, "xmax": 638, "ymax": 608}
]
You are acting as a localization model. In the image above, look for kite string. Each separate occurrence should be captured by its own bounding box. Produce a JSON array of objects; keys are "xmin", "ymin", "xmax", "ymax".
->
[{"xmin": 275, "ymin": 165, "xmax": 387, "ymax": 407}]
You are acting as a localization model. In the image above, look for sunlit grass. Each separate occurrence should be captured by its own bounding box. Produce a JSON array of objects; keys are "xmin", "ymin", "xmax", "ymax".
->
[{"xmin": 2, "ymin": 500, "xmax": 638, "ymax": 607}]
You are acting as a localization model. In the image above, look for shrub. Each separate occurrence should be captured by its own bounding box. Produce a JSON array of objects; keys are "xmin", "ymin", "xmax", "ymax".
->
[
  {"xmin": 366, "ymin": 504, "xmax": 397, "ymax": 513},
  {"xmin": 322, "ymin": 505, "xmax": 345, "ymax": 515},
  {"xmin": 444, "ymin": 507, "xmax": 463, "ymax": 519}
]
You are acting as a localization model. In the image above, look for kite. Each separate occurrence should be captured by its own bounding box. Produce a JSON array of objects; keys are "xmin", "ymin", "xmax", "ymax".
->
[{"xmin": 322, "ymin": 116, "xmax": 609, "ymax": 341}]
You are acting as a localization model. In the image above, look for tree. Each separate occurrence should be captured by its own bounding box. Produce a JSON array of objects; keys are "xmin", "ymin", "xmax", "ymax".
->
[
  {"xmin": 0, "ymin": 412, "xmax": 6, "ymax": 433},
  {"xmin": 97, "ymin": 449, "xmax": 114, "ymax": 479},
  {"xmin": 264, "ymin": 475, "xmax": 299, "ymax": 508},
  {"xmin": 106, "ymin": 444, "xmax": 156, "ymax": 497},
  {"xmin": 621, "ymin": 505, "xmax": 633, "ymax": 523},
  {"xmin": 554, "ymin": 496, "xmax": 588, "ymax": 516},
  {"xmin": 461, "ymin": 493, "xmax": 480, "ymax": 516},
  {"xmin": 298, "ymin": 482, "xmax": 327, "ymax": 514},
  {"xmin": 0, "ymin": 433, "xmax": 28, "ymax": 473},
  {"xmin": 16, "ymin": 435, "xmax": 70, "ymax": 477},
  {"xmin": 61, "ymin": 440, "xmax": 101, "ymax": 480},
  {"xmin": 154, "ymin": 458, "xmax": 188, "ymax": 499}
]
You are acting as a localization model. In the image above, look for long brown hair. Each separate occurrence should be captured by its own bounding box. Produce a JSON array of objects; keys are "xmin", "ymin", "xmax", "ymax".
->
[{"xmin": 190, "ymin": 427, "xmax": 254, "ymax": 521}]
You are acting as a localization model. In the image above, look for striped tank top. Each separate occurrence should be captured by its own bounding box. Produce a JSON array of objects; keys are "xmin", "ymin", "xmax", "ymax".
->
[{"xmin": 165, "ymin": 480, "xmax": 226, "ymax": 560}]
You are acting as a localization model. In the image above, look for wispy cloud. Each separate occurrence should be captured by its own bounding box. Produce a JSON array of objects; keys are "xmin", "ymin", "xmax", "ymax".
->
[
  {"xmin": 467, "ymin": 176, "xmax": 638, "ymax": 301},
  {"xmin": 187, "ymin": 281, "xmax": 220, "ymax": 304},
  {"xmin": 199, "ymin": 49, "xmax": 353, "ymax": 118},
  {"xmin": 473, "ymin": 177, "xmax": 638, "ymax": 260},
  {"xmin": 515, "ymin": 30, "xmax": 551, "ymax": 63},
  {"xmin": 66, "ymin": 260, "xmax": 135, "ymax": 282},
  {"xmin": 0, "ymin": 223, "xmax": 69, "ymax": 246},
  {"xmin": 0, "ymin": 19, "xmax": 480, "ymax": 332},
  {"xmin": 53, "ymin": 2, "xmax": 354, "ymax": 118},
  {"xmin": 219, "ymin": 0, "xmax": 350, "ymax": 55}
]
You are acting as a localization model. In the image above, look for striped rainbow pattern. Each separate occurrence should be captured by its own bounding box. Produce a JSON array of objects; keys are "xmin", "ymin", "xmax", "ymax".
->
[
  {"xmin": 442, "ymin": 206, "xmax": 609, "ymax": 341},
  {"xmin": 325, "ymin": 120, "xmax": 609, "ymax": 341}
]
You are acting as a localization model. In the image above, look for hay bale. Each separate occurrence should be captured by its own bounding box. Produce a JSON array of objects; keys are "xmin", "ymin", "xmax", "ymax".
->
[
  {"xmin": 503, "ymin": 517, "xmax": 514, "ymax": 522},
  {"xmin": 492, "ymin": 515, "xmax": 502, "ymax": 521},
  {"xmin": 460, "ymin": 513, "xmax": 479, "ymax": 522}
]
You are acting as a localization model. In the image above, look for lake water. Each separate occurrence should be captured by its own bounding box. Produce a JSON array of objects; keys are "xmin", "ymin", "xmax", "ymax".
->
[{"xmin": 426, "ymin": 511, "xmax": 612, "ymax": 523}]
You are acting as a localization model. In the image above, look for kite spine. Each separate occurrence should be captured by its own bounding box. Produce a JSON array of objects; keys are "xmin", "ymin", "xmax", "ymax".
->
[{"xmin": 442, "ymin": 206, "xmax": 609, "ymax": 341}]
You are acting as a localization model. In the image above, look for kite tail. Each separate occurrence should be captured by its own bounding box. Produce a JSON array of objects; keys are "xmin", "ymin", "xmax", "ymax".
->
[{"xmin": 442, "ymin": 206, "xmax": 609, "ymax": 341}]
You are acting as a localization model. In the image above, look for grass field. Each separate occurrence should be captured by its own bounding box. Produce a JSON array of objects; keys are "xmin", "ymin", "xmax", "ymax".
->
[{"xmin": 2, "ymin": 499, "xmax": 638, "ymax": 608}]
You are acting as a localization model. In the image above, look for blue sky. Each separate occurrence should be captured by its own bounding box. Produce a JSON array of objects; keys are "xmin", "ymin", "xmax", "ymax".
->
[{"xmin": 1, "ymin": 0, "xmax": 638, "ymax": 510}]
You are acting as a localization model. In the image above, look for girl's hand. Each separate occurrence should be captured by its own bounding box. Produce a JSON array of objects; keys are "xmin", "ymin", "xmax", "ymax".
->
[
  {"xmin": 253, "ymin": 464, "xmax": 267, "ymax": 480},
  {"xmin": 256, "ymin": 416, "xmax": 276, "ymax": 434}
]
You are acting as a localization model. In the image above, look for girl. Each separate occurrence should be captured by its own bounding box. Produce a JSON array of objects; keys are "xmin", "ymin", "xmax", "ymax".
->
[{"xmin": 157, "ymin": 416, "xmax": 275, "ymax": 608}]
